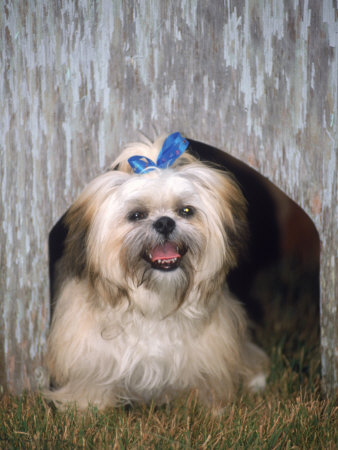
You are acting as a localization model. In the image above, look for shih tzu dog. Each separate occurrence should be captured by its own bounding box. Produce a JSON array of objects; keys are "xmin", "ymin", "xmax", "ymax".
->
[{"xmin": 45, "ymin": 133, "xmax": 268, "ymax": 411}]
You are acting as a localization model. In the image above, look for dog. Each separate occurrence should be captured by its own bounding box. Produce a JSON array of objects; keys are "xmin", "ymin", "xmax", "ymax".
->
[{"xmin": 45, "ymin": 133, "xmax": 268, "ymax": 411}]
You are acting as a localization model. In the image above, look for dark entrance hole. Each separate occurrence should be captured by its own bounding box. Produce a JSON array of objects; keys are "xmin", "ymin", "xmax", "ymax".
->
[
  {"xmin": 49, "ymin": 139, "xmax": 320, "ymax": 372},
  {"xmin": 189, "ymin": 140, "xmax": 320, "ymax": 372}
]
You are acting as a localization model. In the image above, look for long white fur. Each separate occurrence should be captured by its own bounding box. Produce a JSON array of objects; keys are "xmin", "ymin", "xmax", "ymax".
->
[{"xmin": 45, "ymin": 135, "xmax": 268, "ymax": 410}]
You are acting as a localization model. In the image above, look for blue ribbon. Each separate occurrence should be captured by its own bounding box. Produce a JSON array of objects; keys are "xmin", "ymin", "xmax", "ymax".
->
[{"xmin": 128, "ymin": 132, "xmax": 189, "ymax": 174}]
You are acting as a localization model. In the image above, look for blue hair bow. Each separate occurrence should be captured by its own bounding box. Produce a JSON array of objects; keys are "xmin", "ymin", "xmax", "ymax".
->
[{"xmin": 128, "ymin": 132, "xmax": 189, "ymax": 174}]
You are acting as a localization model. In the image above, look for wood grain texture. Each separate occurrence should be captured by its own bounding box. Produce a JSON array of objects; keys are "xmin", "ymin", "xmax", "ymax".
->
[{"xmin": 0, "ymin": 0, "xmax": 336, "ymax": 393}]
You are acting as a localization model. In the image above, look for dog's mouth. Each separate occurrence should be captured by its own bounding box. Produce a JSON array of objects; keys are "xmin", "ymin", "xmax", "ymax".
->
[{"xmin": 144, "ymin": 242, "xmax": 187, "ymax": 271}]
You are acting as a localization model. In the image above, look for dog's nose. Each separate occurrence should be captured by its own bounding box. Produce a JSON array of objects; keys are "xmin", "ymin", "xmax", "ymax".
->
[{"xmin": 153, "ymin": 216, "xmax": 176, "ymax": 235}]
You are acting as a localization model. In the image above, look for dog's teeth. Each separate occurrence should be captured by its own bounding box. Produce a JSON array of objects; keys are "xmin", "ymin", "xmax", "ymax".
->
[{"xmin": 155, "ymin": 257, "xmax": 179, "ymax": 265}]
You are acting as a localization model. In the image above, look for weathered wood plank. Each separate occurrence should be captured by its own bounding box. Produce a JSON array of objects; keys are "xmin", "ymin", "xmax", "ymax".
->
[{"xmin": 0, "ymin": 0, "xmax": 336, "ymax": 393}]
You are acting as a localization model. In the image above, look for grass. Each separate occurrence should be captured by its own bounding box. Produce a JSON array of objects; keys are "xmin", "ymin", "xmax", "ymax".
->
[
  {"xmin": 1, "ymin": 368, "xmax": 336, "ymax": 449},
  {"xmin": 1, "ymin": 261, "xmax": 337, "ymax": 449}
]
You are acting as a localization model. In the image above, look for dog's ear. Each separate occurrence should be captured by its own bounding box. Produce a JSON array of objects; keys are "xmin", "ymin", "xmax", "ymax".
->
[
  {"xmin": 209, "ymin": 168, "xmax": 249, "ymax": 268},
  {"xmin": 62, "ymin": 171, "xmax": 129, "ymax": 279},
  {"xmin": 219, "ymin": 172, "xmax": 249, "ymax": 268},
  {"xmin": 180, "ymin": 164, "xmax": 249, "ymax": 269}
]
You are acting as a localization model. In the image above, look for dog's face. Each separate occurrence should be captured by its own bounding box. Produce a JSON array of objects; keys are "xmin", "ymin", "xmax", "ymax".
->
[{"xmin": 63, "ymin": 159, "xmax": 248, "ymax": 311}]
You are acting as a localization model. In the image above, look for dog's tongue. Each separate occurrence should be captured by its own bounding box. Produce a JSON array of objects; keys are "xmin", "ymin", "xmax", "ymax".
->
[{"xmin": 151, "ymin": 242, "xmax": 180, "ymax": 261}]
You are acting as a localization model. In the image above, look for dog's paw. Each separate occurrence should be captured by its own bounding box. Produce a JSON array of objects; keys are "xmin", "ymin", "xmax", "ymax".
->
[{"xmin": 247, "ymin": 373, "xmax": 267, "ymax": 393}]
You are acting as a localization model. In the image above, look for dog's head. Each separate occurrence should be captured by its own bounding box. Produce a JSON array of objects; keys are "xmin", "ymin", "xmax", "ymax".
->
[{"xmin": 62, "ymin": 136, "xmax": 248, "ymax": 311}]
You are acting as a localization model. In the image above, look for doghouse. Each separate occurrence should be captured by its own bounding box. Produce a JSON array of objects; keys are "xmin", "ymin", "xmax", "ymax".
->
[{"xmin": 0, "ymin": 1, "xmax": 336, "ymax": 396}]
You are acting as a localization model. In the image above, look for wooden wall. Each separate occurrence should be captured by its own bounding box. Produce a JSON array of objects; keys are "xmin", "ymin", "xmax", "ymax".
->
[{"xmin": 0, "ymin": 1, "xmax": 336, "ymax": 394}]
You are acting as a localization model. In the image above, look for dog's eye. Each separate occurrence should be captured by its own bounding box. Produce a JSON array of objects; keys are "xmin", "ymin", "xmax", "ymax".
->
[
  {"xmin": 178, "ymin": 206, "xmax": 195, "ymax": 217},
  {"xmin": 128, "ymin": 211, "xmax": 148, "ymax": 221}
]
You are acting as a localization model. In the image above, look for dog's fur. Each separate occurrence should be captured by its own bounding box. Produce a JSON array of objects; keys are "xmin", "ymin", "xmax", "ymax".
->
[{"xmin": 45, "ymin": 135, "xmax": 268, "ymax": 410}]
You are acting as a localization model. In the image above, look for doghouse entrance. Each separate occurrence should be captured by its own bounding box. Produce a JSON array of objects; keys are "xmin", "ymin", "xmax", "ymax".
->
[
  {"xmin": 188, "ymin": 140, "xmax": 320, "ymax": 371},
  {"xmin": 48, "ymin": 140, "xmax": 320, "ymax": 376}
]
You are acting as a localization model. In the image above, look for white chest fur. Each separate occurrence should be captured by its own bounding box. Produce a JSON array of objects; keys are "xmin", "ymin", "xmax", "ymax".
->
[{"xmin": 50, "ymin": 279, "xmax": 209, "ymax": 404}]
